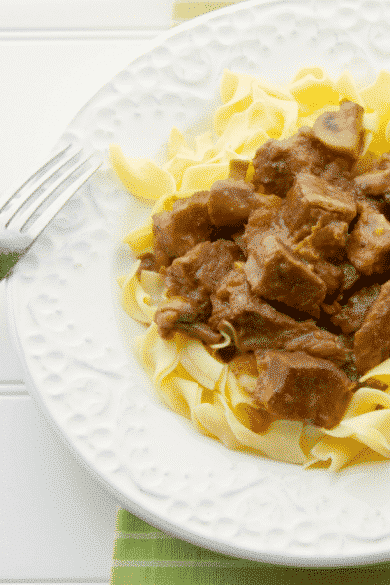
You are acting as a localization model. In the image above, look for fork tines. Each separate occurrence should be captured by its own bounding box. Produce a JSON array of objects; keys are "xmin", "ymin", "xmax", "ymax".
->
[{"xmin": 0, "ymin": 144, "xmax": 102, "ymax": 241}]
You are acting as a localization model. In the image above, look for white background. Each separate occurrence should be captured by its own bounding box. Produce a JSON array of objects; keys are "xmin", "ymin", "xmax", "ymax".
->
[{"xmin": 0, "ymin": 0, "xmax": 173, "ymax": 580}]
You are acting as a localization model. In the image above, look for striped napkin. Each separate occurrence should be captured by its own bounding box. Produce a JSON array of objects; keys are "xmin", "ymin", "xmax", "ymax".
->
[
  {"xmin": 110, "ymin": 2, "xmax": 390, "ymax": 582},
  {"xmin": 111, "ymin": 508, "xmax": 390, "ymax": 584},
  {"xmin": 111, "ymin": 508, "xmax": 262, "ymax": 583}
]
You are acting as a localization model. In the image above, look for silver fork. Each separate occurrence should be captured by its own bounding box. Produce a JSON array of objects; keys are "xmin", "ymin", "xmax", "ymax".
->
[{"xmin": 0, "ymin": 144, "xmax": 102, "ymax": 277}]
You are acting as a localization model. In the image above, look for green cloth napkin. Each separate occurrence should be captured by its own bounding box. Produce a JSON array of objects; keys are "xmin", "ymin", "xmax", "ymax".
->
[
  {"xmin": 0, "ymin": 252, "xmax": 22, "ymax": 279},
  {"xmin": 111, "ymin": 508, "xmax": 390, "ymax": 584}
]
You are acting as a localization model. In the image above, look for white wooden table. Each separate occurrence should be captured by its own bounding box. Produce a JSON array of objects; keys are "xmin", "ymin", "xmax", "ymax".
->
[{"xmin": 0, "ymin": 1, "xmax": 172, "ymax": 579}]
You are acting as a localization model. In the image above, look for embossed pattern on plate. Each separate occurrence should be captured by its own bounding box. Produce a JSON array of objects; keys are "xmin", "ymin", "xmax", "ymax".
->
[{"xmin": 7, "ymin": 0, "xmax": 390, "ymax": 566}]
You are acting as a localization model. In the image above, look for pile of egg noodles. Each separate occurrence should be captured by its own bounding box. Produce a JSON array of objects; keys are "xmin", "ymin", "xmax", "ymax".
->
[{"xmin": 110, "ymin": 67, "xmax": 390, "ymax": 471}]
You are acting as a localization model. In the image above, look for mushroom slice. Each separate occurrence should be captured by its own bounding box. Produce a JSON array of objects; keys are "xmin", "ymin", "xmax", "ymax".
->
[{"xmin": 313, "ymin": 100, "xmax": 364, "ymax": 158}]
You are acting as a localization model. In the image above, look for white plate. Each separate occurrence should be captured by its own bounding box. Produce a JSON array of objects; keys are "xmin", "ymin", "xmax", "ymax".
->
[{"xmin": 7, "ymin": 0, "xmax": 390, "ymax": 567}]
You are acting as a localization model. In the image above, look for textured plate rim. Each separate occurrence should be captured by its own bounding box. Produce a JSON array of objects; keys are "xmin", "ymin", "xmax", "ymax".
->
[{"xmin": 5, "ymin": 0, "xmax": 390, "ymax": 567}]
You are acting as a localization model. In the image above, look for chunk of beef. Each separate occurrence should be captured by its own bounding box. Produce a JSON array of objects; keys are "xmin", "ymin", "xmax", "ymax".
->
[
  {"xmin": 312, "ymin": 259, "xmax": 343, "ymax": 296},
  {"xmin": 241, "ymin": 196, "xmax": 283, "ymax": 255},
  {"xmin": 251, "ymin": 128, "xmax": 316, "ymax": 197},
  {"xmin": 208, "ymin": 268, "xmax": 248, "ymax": 330},
  {"xmin": 291, "ymin": 216, "xmax": 349, "ymax": 265},
  {"xmin": 308, "ymin": 217, "xmax": 349, "ymax": 259},
  {"xmin": 281, "ymin": 172, "xmax": 357, "ymax": 236},
  {"xmin": 339, "ymin": 262, "xmax": 360, "ymax": 291},
  {"xmin": 155, "ymin": 296, "xmax": 214, "ymax": 340},
  {"xmin": 321, "ymin": 300, "xmax": 342, "ymax": 316},
  {"xmin": 331, "ymin": 283, "xmax": 381, "ymax": 334},
  {"xmin": 322, "ymin": 157, "xmax": 354, "ymax": 191},
  {"xmin": 214, "ymin": 280, "xmax": 300, "ymax": 354},
  {"xmin": 153, "ymin": 191, "xmax": 212, "ymax": 263},
  {"xmin": 210, "ymin": 269, "xmax": 349, "ymax": 365},
  {"xmin": 155, "ymin": 240, "xmax": 242, "ymax": 341},
  {"xmin": 354, "ymin": 169, "xmax": 390, "ymax": 196},
  {"xmin": 244, "ymin": 234, "xmax": 327, "ymax": 317},
  {"xmin": 282, "ymin": 328, "xmax": 349, "ymax": 365},
  {"xmin": 312, "ymin": 100, "xmax": 364, "ymax": 159},
  {"xmin": 164, "ymin": 239, "xmax": 243, "ymax": 299},
  {"xmin": 248, "ymin": 195, "xmax": 283, "ymax": 217},
  {"xmin": 253, "ymin": 350, "xmax": 353, "ymax": 429},
  {"xmin": 231, "ymin": 229, "xmax": 246, "ymax": 253},
  {"xmin": 252, "ymin": 127, "xmax": 353, "ymax": 197},
  {"xmin": 347, "ymin": 201, "xmax": 390, "ymax": 275},
  {"xmin": 208, "ymin": 179, "xmax": 256, "ymax": 227},
  {"xmin": 354, "ymin": 280, "xmax": 390, "ymax": 375}
]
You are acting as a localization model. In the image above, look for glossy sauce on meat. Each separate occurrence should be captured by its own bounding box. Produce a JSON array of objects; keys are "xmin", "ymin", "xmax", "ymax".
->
[{"xmin": 149, "ymin": 101, "xmax": 390, "ymax": 430}]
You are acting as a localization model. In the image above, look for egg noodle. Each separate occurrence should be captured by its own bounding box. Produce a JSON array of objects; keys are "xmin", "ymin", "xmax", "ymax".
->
[{"xmin": 111, "ymin": 67, "xmax": 390, "ymax": 471}]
